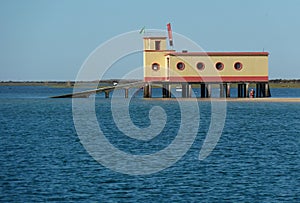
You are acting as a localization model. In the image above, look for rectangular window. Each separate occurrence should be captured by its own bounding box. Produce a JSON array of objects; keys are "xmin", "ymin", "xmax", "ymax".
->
[{"xmin": 155, "ymin": 41, "xmax": 161, "ymax": 50}]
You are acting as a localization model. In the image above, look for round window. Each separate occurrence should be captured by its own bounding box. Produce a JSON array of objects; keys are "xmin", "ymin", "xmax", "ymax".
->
[
  {"xmin": 177, "ymin": 62, "xmax": 185, "ymax": 70},
  {"xmin": 215, "ymin": 62, "xmax": 224, "ymax": 71},
  {"xmin": 234, "ymin": 62, "xmax": 243, "ymax": 70},
  {"xmin": 152, "ymin": 63, "xmax": 160, "ymax": 71},
  {"xmin": 196, "ymin": 62, "xmax": 205, "ymax": 70}
]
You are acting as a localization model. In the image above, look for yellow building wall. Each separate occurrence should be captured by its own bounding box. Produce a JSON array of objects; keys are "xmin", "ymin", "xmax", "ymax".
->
[
  {"xmin": 144, "ymin": 53, "xmax": 268, "ymax": 82},
  {"xmin": 143, "ymin": 37, "xmax": 169, "ymax": 80},
  {"xmin": 144, "ymin": 51, "xmax": 168, "ymax": 79},
  {"xmin": 143, "ymin": 37, "xmax": 167, "ymax": 51},
  {"xmin": 143, "ymin": 37, "xmax": 268, "ymax": 82},
  {"xmin": 168, "ymin": 55, "xmax": 268, "ymax": 77}
]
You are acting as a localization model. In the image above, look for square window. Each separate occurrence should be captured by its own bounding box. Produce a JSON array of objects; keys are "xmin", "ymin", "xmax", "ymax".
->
[{"xmin": 155, "ymin": 41, "xmax": 161, "ymax": 50}]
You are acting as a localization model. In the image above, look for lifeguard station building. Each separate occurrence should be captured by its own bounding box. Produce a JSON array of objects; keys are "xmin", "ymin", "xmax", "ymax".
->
[
  {"xmin": 143, "ymin": 36, "xmax": 270, "ymax": 98},
  {"xmin": 51, "ymin": 24, "xmax": 271, "ymax": 99}
]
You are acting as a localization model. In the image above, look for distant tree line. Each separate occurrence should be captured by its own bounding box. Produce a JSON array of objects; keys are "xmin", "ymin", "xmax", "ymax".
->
[
  {"xmin": 1, "ymin": 79, "xmax": 299, "ymax": 84},
  {"xmin": 269, "ymin": 79, "xmax": 300, "ymax": 83}
]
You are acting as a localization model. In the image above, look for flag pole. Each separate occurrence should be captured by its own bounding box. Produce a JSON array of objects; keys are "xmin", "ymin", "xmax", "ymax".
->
[{"xmin": 139, "ymin": 26, "xmax": 146, "ymax": 34}]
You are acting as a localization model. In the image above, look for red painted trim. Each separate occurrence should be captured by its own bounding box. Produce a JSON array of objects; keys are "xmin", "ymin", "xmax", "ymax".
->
[
  {"xmin": 165, "ymin": 52, "xmax": 269, "ymax": 56},
  {"xmin": 144, "ymin": 76, "xmax": 269, "ymax": 82}
]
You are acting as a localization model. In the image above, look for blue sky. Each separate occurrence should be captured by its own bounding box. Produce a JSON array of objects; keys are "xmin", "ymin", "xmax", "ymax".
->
[{"xmin": 0, "ymin": 0, "xmax": 300, "ymax": 81}]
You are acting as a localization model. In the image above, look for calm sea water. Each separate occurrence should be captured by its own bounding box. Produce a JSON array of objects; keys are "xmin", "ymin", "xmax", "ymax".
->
[{"xmin": 0, "ymin": 86, "xmax": 299, "ymax": 202}]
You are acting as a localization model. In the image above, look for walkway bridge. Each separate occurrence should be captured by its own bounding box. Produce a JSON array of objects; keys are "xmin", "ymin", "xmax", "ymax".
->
[{"xmin": 51, "ymin": 81, "xmax": 145, "ymax": 98}]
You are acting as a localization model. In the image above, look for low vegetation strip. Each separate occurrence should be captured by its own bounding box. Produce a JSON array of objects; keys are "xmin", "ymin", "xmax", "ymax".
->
[{"xmin": 0, "ymin": 79, "xmax": 300, "ymax": 88}]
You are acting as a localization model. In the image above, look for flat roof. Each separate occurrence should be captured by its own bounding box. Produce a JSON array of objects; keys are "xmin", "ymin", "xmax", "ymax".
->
[
  {"xmin": 143, "ymin": 36, "xmax": 167, "ymax": 39},
  {"xmin": 165, "ymin": 52, "xmax": 269, "ymax": 56}
]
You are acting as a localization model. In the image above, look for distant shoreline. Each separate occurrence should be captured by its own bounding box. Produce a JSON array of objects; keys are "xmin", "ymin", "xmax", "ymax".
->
[
  {"xmin": 0, "ymin": 79, "xmax": 300, "ymax": 88},
  {"xmin": 0, "ymin": 80, "xmax": 136, "ymax": 88}
]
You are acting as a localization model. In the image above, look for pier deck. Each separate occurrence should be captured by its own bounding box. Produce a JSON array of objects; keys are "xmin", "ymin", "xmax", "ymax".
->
[{"xmin": 51, "ymin": 81, "xmax": 145, "ymax": 98}]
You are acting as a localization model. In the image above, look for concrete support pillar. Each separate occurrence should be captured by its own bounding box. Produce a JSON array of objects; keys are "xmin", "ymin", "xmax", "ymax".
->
[
  {"xmin": 238, "ymin": 84, "xmax": 242, "ymax": 98},
  {"xmin": 238, "ymin": 83, "xmax": 246, "ymax": 98},
  {"xmin": 124, "ymin": 88, "xmax": 128, "ymax": 98},
  {"xmin": 258, "ymin": 82, "xmax": 271, "ymax": 98},
  {"xmin": 256, "ymin": 83, "xmax": 261, "ymax": 98},
  {"xmin": 265, "ymin": 83, "xmax": 271, "ymax": 97},
  {"xmin": 262, "ymin": 83, "xmax": 265, "ymax": 97},
  {"xmin": 148, "ymin": 84, "xmax": 152, "ymax": 98},
  {"xmin": 105, "ymin": 91, "xmax": 109, "ymax": 98},
  {"xmin": 181, "ymin": 83, "xmax": 191, "ymax": 98},
  {"xmin": 181, "ymin": 84, "xmax": 186, "ymax": 98},
  {"xmin": 182, "ymin": 83, "xmax": 188, "ymax": 98},
  {"xmin": 143, "ymin": 84, "xmax": 149, "ymax": 98},
  {"xmin": 265, "ymin": 83, "xmax": 270, "ymax": 97},
  {"xmin": 240, "ymin": 84, "xmax": 247, "ymax": 98},
  {"xmin": 201, "ymin": 84, "xmax": 206, "ymax": 98},
  {"xmin": 245, "ymin": 83, "xmax": 249, "ymax": 98},
  {"xmin": 188, "ymin": 84, "xmax": 192, "ymax": 98},
  {"xmin": 226, "ymin": 83, "xmax": 231, "ymax": 98},
  {"xmin": 162, "ymin": 83, "xmax": 171, "ymax": 98},
  {"xmin": 207, "ymin": 84, "xmax": 212, "ymax": 98},
  {"xmin": 143, "ymin": 83, "xmax": 152, "ymax": 98},
  {"xmin": 238, "ymin": 84, "xmax": 246, "ymax": 98},
  {"xmin": 220, "ymin": 83, "xmax": 225, "ymax": 98},
  {"xmin": 167, "ymin": 83, "xmax": 171, "ymax": 98},
  {"xmin": 162, "ymin": 84, "xmax": 167, "ymax": 98}
]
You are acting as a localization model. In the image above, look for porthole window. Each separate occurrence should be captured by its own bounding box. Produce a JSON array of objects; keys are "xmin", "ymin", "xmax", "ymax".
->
[
  {"xmin": 152, "ymin": 63, "xmax": 160, "ymax": 71},
  {"xmin": 234, "ymin": 62, "xmax": 243, "ymax": 70},
  {"xmin": 215, "ymin": 62, "xmax": 224, "ymax": 71},
  {"xmin": 177, "ymin": 62, "xmax": 185, "ymax": 70},
  {"xmin": 196, "ymin": 62, "xmax": 205, "ymax": 70}
]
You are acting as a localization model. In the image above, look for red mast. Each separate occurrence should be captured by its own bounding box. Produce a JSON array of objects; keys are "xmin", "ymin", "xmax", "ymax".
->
[{"xmin": 167, "ymin": 23, "xmax": 173, "ymax": 48}]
